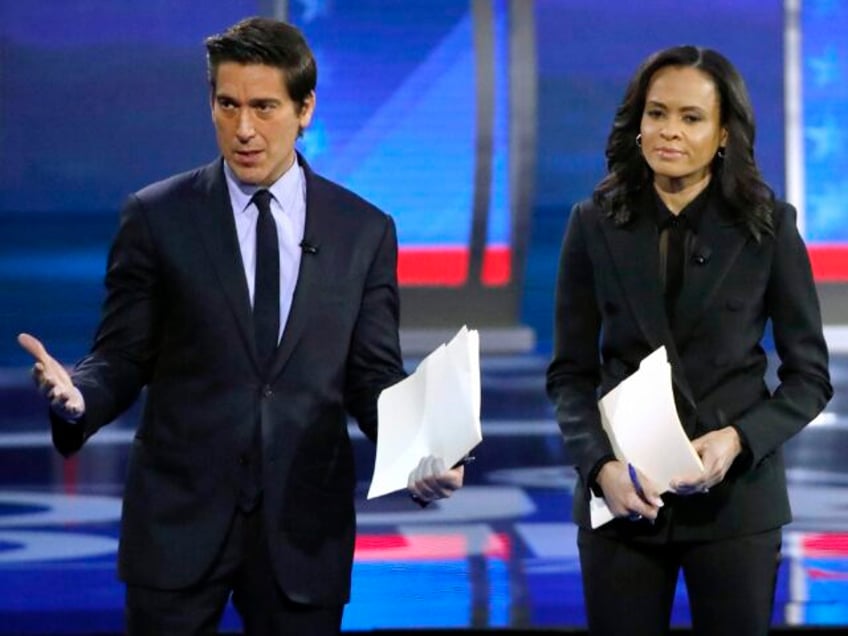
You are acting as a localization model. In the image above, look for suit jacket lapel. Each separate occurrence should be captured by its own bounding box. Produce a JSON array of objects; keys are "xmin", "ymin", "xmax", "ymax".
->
[
  {"xmin": 191, "ymin": 159, "xmax": 258, "ymax": 367},
  {"xmin": 599, "ymin": 206, "xmax": 668, "ymax": 351},
  {"xmin": 598, "ymin": 200, "xmax": 697, "ymax": 411},
  {"xmin": 672, "ymin": 200, "xmax": 748, "ymax": 345},
  {"xmin": 267, "ymin": 156, "xmax": 327, "ymax": 379}
]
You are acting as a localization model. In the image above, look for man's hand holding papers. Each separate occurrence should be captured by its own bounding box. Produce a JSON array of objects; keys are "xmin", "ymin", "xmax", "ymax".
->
[
  {"xmin": 368, "ymin": 326, "xmax": 482, "ymax": 501},
  {"xmin": 406, "ymin": 455, "xmax": 465, "ymax": 505}
]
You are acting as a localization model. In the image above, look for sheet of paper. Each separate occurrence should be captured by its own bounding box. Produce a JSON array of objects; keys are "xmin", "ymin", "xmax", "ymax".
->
[
  {"xmin": 590, "ymin": 346, "xmax": 705, "ymax": 528},
  {"xmin": 367, "ymin": 325, "xmax": 482, "ymax": 499}
]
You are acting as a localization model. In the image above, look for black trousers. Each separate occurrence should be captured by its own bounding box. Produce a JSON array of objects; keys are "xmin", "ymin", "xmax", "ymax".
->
[
  {"xmin": 126, "ymin": 506, "xmax": 344, "ymax": 635},
  {"xmin": 578, "ymin": 527, "xmax": 781, "ymax": 636}
]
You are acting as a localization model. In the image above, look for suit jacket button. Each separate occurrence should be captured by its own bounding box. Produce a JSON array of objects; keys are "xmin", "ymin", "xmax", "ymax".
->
[
  {"xmin": 262, "ymin": 385, "xmax": 273, "ymax": 398},
  {"xmin": 239, "ymin": 454, "xmax": 249, "ymax": 465}
]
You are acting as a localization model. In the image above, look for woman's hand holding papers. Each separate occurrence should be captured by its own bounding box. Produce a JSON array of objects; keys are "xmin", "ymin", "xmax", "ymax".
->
[
  {"xmin": 597, "ymin": 460, "xmax": 663, "ymax": 522},
  {"xmin": 670, "ymin": 427, "xmax": 743, "ymax": 495}
]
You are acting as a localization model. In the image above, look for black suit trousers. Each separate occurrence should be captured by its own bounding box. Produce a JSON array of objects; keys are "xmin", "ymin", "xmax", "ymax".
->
[
  {"xmin": 577, "ymin": 527, "xmax": 781, "ymax": 636},
  {"xmin": 126, "ymin": 505, "xmax": 344, "ymax": 635}
]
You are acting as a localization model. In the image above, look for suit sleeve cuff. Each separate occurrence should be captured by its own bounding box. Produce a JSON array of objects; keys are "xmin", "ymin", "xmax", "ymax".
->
[
  {"xmin": 587, "ymin": 454, "xmax": 616, "ymax": 497},
  {"xmin": 730, "ymin": 424, "xmax": 753, "ymax": 466}
]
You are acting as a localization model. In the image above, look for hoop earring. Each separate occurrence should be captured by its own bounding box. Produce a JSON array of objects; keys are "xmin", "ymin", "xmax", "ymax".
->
[
  {"xmin": 716, "ymin": 147, "xmax": 725, "ymax": 159},
  {"xmin": 636, "ymin": 133, "xmax": 642, "ymax": 148}
]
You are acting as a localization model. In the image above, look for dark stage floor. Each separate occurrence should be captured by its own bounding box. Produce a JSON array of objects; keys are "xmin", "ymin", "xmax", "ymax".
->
[{"xmin": 0, "ymin": 348, "xmax": 846, "ymax": 633}]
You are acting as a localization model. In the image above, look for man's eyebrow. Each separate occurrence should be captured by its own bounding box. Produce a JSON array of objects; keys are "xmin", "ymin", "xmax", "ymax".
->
[{"xmin": 248, "ymin": 97, "xmax": 282, "ymax": 106}]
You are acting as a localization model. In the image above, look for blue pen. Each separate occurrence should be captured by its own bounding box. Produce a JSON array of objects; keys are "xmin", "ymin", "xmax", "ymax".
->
[
  {"xmin": 628, "ymin": 463, "xmax": 657, "ymax": 524},
  {"xmin": 628, "ymin": 462, "xmax": 646, "ymax": 501}
]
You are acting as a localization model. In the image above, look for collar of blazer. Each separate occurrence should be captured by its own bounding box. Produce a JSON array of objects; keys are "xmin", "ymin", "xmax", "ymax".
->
[
  {"xmin": 597, "ymin": 189, "xmax": 748, "ymax": 410},
  {"xmin": 188, "ymin": 154, "xmax": 337, "ymax": 379}
]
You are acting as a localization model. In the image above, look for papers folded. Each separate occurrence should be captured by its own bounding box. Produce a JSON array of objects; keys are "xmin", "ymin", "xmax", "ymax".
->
[
  {"xmin": 367, "ymin": 325, "xmax": 482, "ymax": 499},
  {"xmin": 590, "ymin": 346, "xmax": 704, "ymax": 528}
]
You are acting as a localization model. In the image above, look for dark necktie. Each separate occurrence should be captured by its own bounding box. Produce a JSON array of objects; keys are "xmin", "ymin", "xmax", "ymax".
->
[
  {"xmin": 252, "ymin": 189, "xmax": 279, "ymax": 371},
  {"xmin": 661, "ymin": 214, "xmax": 686, "ymax": 325}
]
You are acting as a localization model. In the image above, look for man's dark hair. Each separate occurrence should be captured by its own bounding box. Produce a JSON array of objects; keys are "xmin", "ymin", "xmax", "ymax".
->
[
  {"xmin": 205, "ymin": 16, "xmax": 317, "ymax": 109},
  {"xmin": 594, "ymin": 45, "xmax": 774, "ymax": 241}
]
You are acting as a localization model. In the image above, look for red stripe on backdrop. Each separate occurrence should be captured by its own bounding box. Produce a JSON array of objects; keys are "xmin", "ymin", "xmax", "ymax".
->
[
  {"xmin": 481, "ymin": 246, "xmax": 512, "ymax": 287},
  {"xmin": 397, "ymin": 246, "xmax": 512, "ymax": 287},
  {"xmin": 808, "ymin": 245, "xmax": 848, "ymax": 282},
  {"xmin": 354, "ymin": 532, "xmax": 511, "ymax": 561},
  {"xmin": 397, "ymin": 247, "xmax": 468, "ymax": 286},
  {"xmin": 398, "ymin": 245, "xmax": 845, "ymax": 284},
  {"xmin": 801, "ymin": 532, "xmax": 848, "ymax": 557}
]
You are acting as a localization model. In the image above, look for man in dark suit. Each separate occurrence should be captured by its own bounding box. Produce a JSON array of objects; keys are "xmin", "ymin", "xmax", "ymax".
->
[{"xmin": 19, "ymin": 17, "xmax": 463, "ymax": 635}]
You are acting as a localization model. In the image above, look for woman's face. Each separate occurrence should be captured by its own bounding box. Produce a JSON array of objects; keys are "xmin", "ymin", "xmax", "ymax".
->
[{"xmin": 639, "ymin": 65, "xmax": 728, "ymax": 190}]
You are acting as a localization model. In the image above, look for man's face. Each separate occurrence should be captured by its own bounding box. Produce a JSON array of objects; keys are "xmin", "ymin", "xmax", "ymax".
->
[{"xmin": 211, "ymin": 62, "xmax": 315, "ymax": 186}]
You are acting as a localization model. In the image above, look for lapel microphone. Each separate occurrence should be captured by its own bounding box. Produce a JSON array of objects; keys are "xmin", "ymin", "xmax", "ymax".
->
[
  {"xmin": 691, "ymin": 243, "xmax": 711, "ymax": 266},
  {"xmin": 300, "ymin": 240, "xmax": 319, "ymax": 255}
]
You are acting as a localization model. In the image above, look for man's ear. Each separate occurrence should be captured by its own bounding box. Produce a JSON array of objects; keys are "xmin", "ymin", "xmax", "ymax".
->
[{"xmin": 298, "ymin": 91, "xmax": 316, "ymax": 130}]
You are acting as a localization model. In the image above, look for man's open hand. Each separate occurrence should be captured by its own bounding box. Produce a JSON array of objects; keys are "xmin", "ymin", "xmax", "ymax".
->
[{"xmin": 18, "ymin": 333, "xmax": 85, "ymax": 421}]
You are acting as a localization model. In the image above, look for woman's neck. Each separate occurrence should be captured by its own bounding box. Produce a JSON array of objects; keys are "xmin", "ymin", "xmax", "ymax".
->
[{"xmin": 653, "ymin": 172, "xmax": 712, "ymax": 215}]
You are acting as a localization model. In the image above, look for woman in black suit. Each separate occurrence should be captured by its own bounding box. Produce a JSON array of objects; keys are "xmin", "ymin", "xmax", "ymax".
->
[{"xmin": 546, "ymin": 45, "xmax": 832, "ymax": 635}]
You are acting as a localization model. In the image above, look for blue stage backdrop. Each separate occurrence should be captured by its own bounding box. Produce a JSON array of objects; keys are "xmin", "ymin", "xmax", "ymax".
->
[
  {"xmin": 527, "ymin": 0, "xmax": 786, "ymax": 349},
  {"xmin": 0, "ymin": 1, "xmax": 255, "ymax": 365},
  {"xmin": 801, "ymin": 0, "xmax": 848, "ymax": 283},
  {"xmin": 2, "ymin": 0, "xmax": 842, "ymax": 362},
  {"xmin": 289, "ymin": 0, "xmax": 537, "ymax": 332}
]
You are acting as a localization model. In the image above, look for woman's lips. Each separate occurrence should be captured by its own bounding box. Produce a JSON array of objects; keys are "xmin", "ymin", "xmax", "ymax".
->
[{"xmin": 655, "ymin": 147, "xmax": 685, "ymax": 160}]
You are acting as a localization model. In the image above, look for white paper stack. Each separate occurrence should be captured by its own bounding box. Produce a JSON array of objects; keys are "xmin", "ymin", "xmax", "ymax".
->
[
  {"xmin": 367, "ymin": 325, "xmax": 482, "ymax": 499},
  {"xmin": 589, "ymin": 346, "xmax": 705, "ymax": 527}
]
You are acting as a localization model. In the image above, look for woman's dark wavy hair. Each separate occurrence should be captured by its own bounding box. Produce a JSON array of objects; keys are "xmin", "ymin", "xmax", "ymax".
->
[{"xmin": 593, "ymin": 45, "xmax": 774, "ymax": 241}]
